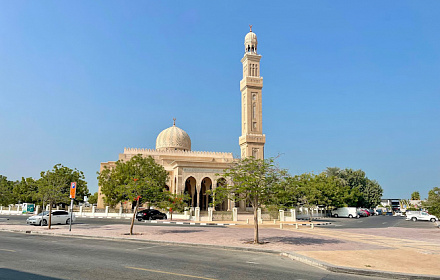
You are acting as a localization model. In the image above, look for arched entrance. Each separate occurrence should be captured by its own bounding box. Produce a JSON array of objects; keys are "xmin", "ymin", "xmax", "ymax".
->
[
  {"xmin": 215, "ymin": 178, "xmax": 228, "ymax": 211},
  {"xmin": 200, "ymin": 177, "xmax": 212, "ymax": 211},
  {"xmin": 184, "ymin": 177, "xmax": 196, "ymax": 208}
]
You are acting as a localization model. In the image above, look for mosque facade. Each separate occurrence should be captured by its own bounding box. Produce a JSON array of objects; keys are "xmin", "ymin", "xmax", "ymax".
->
[{"xmin": 97, "ymin": 27, "xmax": 265, "ymax": 211}]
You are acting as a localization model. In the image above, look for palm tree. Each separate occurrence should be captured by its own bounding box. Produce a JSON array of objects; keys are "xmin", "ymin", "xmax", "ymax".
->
[{"xmin": 325, "ymin": 167, "xmax": 341, "ymax": 177}]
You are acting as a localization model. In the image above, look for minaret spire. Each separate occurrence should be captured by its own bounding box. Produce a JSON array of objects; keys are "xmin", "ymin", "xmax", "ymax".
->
[
  {"xmin": 239, "ymin": 27, "xmax": 265, "ymax": 159},
  {"xmin": 173, "ymin": 117, "xmax": 176, "ymax": 126}
]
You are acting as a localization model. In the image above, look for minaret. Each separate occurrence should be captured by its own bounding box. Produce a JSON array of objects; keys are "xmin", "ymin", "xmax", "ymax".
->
[{"xmin": 239, "ymin": 25, "xmax": 266, "ymax": 159}]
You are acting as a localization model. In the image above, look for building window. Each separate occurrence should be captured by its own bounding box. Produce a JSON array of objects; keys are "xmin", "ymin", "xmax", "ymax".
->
[{"xmin": 252, "ymin": 148, "xmax": 259, "ymax": 158}]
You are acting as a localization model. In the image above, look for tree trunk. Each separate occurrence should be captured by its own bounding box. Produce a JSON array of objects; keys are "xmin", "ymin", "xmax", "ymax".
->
[
  {"xmin": 253, "ymin": 205, "xmax": 259, "ymax": 244},
  {"xmin": 130, "ymin": 199, "xmax": 139, "ymax": 235},
  {"xmin": 48, "ymin": 202, "xmax": 52, "ymax": 229}
]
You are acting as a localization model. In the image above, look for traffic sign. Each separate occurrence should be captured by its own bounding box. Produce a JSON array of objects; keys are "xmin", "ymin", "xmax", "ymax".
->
[{"xmin": 70, "ymin": 182, "xmax": 77, "ymax": 199}]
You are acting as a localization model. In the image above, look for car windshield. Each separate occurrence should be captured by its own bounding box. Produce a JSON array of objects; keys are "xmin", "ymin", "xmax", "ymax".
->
[{"xmin": 38, "ymin": 211, "xmax": 49, "ymax": 216}]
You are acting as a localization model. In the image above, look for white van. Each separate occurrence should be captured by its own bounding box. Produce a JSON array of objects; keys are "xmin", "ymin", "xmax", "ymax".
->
[{"xmin": 331, "ymin": 207, "xmax": 359, "ymax": 218}]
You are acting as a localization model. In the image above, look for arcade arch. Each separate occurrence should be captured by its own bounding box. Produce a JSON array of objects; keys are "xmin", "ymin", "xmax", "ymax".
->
[{"xmin": 184, "ymin": 177, "xmax": 196, "ymax": 208}]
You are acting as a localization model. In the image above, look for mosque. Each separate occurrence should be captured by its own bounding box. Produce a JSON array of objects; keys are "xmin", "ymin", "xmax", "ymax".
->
[{"xmin": 97, "ymin": 26, "xmax": 266, "ymax": 212}]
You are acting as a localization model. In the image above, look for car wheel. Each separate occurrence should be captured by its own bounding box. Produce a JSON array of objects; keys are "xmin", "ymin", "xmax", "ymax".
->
[
  {"xmin": 334, "ymin": 214, "xmax": 338, "ymax": 218},
  {"xmin": 348, "ymin": 214, "xmax": 353, "ymax": 218},
  {"xmin": 411, "ymin": 217, "xmax": 417, "ymax": 222},
  {"xmin": 42, "ymin": 219, "xmax": 48, "ymax": 226},
  {"xmin": 430, "ymin": 218, "xmax": 436, "ymax": 222},
  {"xmin": 66, "ymin": 218, "xmax": 70, "ymax": 225},
  {"xmin": 148, "ymin": 216, "xmax": 153, "ymax": 220},
  {"xmin": 137, "ymin": 218, "xmax": 142, "ymax": 222}
]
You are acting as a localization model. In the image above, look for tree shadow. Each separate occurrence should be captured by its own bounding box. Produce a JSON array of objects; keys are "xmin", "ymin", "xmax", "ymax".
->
[
  {"xmin": 256, "ymin": 236, "xmax": 343, "ymax": 246},
  {"xmin": 0, "ymin": 268, "xmax": 63, "ymax": 280},
  {"xmin": 159, "ymin": 229, "xmax": 205, "ymax": 234}
]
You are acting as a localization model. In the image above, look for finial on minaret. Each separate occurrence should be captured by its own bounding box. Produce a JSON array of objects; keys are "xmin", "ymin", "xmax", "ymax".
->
[
  {"xmin": 249, "ymin": 25, "xmax": 253, "ymax": 32},
  {"xmin": 173, "ymin": 117, "xmax": 176, "ymax": 126}
]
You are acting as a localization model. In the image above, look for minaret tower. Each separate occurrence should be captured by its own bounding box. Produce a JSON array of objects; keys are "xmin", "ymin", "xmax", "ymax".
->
[{"xmin": 239, "ymin": 25, "xmax": 266, "ymax": 159}]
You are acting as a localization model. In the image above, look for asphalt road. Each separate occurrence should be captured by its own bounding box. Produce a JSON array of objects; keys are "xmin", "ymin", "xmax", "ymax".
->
[
  {"xmin": 316, "ymin": 215, "xmax": 438, "ymax": 229},
  {"xmin": 0, "ymin": 215, "xmax": 226, "ymax": 228},
  {"xmin": 0, "ymin": 231, "xmax": 379, "ymax": 280},
  {"xmin": 2, "ymin": 214, "xmax": 437, "ymax": 229}
]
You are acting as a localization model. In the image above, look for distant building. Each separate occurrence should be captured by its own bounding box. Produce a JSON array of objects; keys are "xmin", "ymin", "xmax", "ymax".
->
[{"xmin": 381, "ymin": 199, "xmax": 401, "ymax": 211}]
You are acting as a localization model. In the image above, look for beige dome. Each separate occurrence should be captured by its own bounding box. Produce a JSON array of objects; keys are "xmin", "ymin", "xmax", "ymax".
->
[
  {"xmin": 156, "ymin": 123, "xmax": 191, "ymax": 151},
  {"xmin": 244, "ymin": 27, "xmax": 258, "ymax": 53}
]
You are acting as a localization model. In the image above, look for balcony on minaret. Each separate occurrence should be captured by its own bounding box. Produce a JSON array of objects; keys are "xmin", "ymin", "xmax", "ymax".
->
[{"xmin": 240, "ymin": 76, "xmax": 263, "ymax": 92}]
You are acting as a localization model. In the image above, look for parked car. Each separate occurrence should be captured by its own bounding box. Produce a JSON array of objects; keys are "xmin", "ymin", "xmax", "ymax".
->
[
  {"xmin": 375, "ymin": 209, "xmax": 383, "ymax": 215},
  {"xmin": 393, "ymin": 211, "xmax": 404, "ymax": 217},
  {"xmin": 331, "ymin": 207, "xmax": 359, "ymax": 218},
  {"xmin": 357, "ymin": 209, "xmax": 368, "ymax": 217},
  {"xmin": 136, "ymin": 209, "xmax": 167, "ymax": 221},
  {"xmin": 26, "ymin": 210, "xmax": 76, "ymax": 226},
  {"xmin": 406, "ymin": 211, "xmax": 438, "ymax": 222},
  {"xmin": 359, "ymin": 209, "xmax": 370, "ymax": 217}
]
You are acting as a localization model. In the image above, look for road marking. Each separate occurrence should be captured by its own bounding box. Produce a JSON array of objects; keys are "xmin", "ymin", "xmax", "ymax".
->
[
  {"xmin": 0, "ymin": 249, "xmax": 16, "ymax": 252},
  {"xmin": 136, "ymin": 245, "xmax": 163, "ymax": 250},
  {"xmin": 246, "ymin": 261, "xmax": 258, "ymax": 264},
  {"xmin": 126, "ymin": 266, "xmax": 218, "ymax": 280}
]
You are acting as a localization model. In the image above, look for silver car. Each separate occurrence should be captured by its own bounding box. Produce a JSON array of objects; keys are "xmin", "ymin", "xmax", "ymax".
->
[{"xmin": 26, "ymin": 210, "xmax": 76, "ymax": 226}]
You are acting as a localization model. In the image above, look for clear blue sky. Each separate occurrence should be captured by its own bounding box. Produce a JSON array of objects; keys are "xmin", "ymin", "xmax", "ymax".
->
[{"xmin": 1, "ymin": 1, "xmax": 439, "ymax": 199}]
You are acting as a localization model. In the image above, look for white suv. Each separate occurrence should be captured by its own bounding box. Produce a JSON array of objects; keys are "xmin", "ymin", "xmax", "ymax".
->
[{"xmin": 406, "ymin": 211, "xmax": 438, "ymax": 222}]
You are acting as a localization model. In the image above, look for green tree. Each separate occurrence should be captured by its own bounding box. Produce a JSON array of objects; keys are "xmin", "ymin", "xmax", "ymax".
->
[
  {"xmin": 97, "ymin": 165, "xmax": 126, "ymax": 208},
  {"xmin": 422, "ymin": 187, "xmax": 440, "ymax": 217},
  {"xmin": 88, "ymin": 192, "xmax": 98, "ymax": 205},
  {"xmin": 283, "ymin": 172, "xmax": 351, "ymax": 220},
  {"xmin": 37, "ymin": 164, "xmax": 89, "ymax": 229},
  {"xmin": 325, "ymin": 167, "xmax": 341, "ymax": 178},
  {"xmin": 97, "ymin": 155, "xmax": 168, "ymax": 235},
  {"xmin": 411, "ymin": 191, "xmax": 421, "ymax": 200},
  {"xmin": 359, "ymin": 179, "xmax": 383, "ymax": 208},
  {"xmin": 13, "ymin": 177, "xmax": 38, "ymax": 204},
  {"xmin": 212, "ymin": 157, "xmax": 286, "ymax": 244},
  {"xmin": 0, "ymin": 175, "xmax": 15, "ymax": 206},
  {"xmin": 158, "ymin": 192, "xmax": 190, "ymax": 220},
  {"xmin": 331, "ymin": 168, "xmax": 382, "ymax": 208}
]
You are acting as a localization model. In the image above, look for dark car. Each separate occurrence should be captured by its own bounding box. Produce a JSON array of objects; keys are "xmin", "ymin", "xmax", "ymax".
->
[{"xmin": 136, "ymin": 209, "xmax": 167, "ymax": 221}]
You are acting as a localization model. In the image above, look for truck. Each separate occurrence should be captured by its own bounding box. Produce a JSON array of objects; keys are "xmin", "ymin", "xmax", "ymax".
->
[
  {"xmin": 406, "ymin": 211, "xmax": 438, "ymax": 222},
  {"xmin": 331, "ymin": 207, "xmax": 359, "ymax": 218}
]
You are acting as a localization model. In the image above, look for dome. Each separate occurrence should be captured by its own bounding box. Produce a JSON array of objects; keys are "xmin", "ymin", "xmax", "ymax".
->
[
  {"xmin": 156, "ymin": 121, "xmax": 191, "ymax": 151},
  {"xmin": 244, "ymin": 25, "xmax": 257, "ymax": 53}
]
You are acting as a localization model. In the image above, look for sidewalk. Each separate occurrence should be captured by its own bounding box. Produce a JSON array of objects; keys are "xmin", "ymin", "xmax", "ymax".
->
[{"xmin": 1, "ymin": 220, "xmax": 439, "ymax": 279}]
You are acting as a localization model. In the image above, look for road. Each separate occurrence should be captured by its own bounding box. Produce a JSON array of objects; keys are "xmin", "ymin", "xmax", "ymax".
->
[
  {"xmin": 0, "ymin": 215, "xmax": 226, "ymax": 228},
  {"xmin": 318, "ymin": 215, "xmax": 438, "ymax": 229},
  {"xmin": 0, "ymin": 231, "xmax": 379, "ymax": 280},
  {"xmin": 2, "ymin": 214, "xmax": 437, "ymax": 229}
]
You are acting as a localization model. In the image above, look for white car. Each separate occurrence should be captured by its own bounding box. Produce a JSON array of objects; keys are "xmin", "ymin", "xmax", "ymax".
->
[
  {"xmin": 406, "ymin": 211, "xmax": 438, "ymax": 222},
  {"xmin": 26, "ymin": 210, "xmax": 76, "ymax": 226},
  {"xmin": 393, "ymin": 211, "xmax": 403, "ymax": 216}
]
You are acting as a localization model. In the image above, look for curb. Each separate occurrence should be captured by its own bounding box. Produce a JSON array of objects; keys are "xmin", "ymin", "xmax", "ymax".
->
[
  {"xmin": 1, "ymin": 228, "xmax": 438, "ymax": 280},
  {"xmin": 147, "ymin": 220, "xmax": 236, "ymax": 226},
  {"xmin": 281, "ymin": 252, "xmax": 440, "ymax": 280}
]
